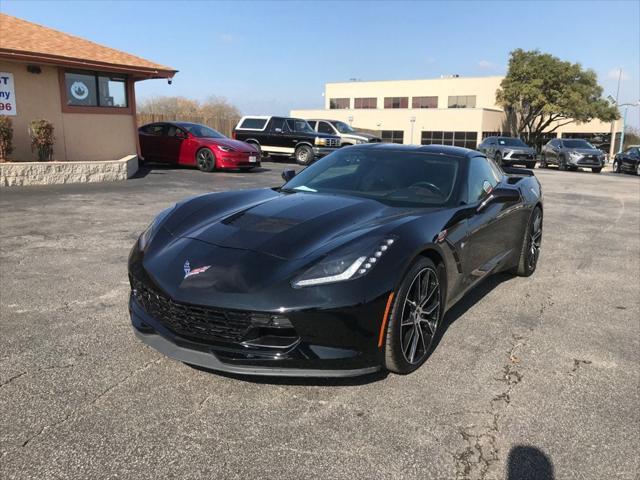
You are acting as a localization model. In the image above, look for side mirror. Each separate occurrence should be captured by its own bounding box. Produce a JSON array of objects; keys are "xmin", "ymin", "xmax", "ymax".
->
[
  {"xmin": 477, "ymin": 187, "xmax": 520, "ymax": 213},
  {"xmin": 281, "ymin": 169, "xmax": 296, "ymax": 182},
  {"xmin": 274, "ymin": 128, "xmax": 283, "ymax": 134}
]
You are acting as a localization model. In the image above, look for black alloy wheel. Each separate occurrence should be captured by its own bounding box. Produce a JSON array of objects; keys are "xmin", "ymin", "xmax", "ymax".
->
[
  {"xmin": 384, "ymin": 258, "xmax": 443, "ymax": 374},
  {"xmin": 196, "ymin": 148, "xmax": 216, "ymax": 172},
  {"xmin": 592, "ymin": 167, "xmax": 602, "ymax": 173},
  {"xmin": 513, "ymin": 207, "xmax": 542, "ymax": 277}
]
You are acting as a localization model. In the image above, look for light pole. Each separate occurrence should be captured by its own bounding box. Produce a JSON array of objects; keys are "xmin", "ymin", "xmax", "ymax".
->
[
  {"xmin": 608, "ymin": 69, "xmax": 623, "ymax": 161},
  {"xmin": 410, "ymin": 116, "xmax": 416, "ymax": 145},
  {"xmin": 347, "ymin": 115, "xmax": 353, "ymax": 127},
  {"xmin": 616, "ymin": 101, "xmax": 640, "ymax": 153}
]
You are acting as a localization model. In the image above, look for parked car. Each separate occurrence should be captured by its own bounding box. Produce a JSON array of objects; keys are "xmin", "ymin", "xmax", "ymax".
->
[
  {"xmin": 477, "ymin": 136, "xmax": 536, "ymax": 168},
  {"xmin": 233, "ymin": 116, "xmax": 341, "ymax": 165},
  {"xmin": 540, "ymin": 138, "xmax": 605, "ymax": 173},
  {"xmin": 128, "ymin": 144, "xmax": 543, "ymax": 377},
  {"xmin": 139, "ymin": 122, "xmax": 260, "ymax": 172},
  {"xmin": 613, "ymin": 146, "xmax": 640, "ymax": 175},
  {"xmin": 306, "ymin": 119, "xmax": 381, "ymax": 146}
]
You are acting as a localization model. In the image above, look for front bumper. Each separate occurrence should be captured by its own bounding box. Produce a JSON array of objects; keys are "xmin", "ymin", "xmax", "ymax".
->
[
  {"xmin": 217, "ymin": 151, "xmax": 261, "ymax": 169},
  {"xmin": 568, "ymin": 156, "xmax": 604, "ymax": 167},
  {"xmin": 129, "ymin": 290, "xmax": 385, "ymax": 377},
  {"xmin": 313, "ymin": 147, "xmax": 340, "ymax": 157}
]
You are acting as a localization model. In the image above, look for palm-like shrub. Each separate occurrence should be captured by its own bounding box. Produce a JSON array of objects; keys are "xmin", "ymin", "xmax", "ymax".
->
[
  {"xmin": 0, "ymin": 115, "xmax": 13, "ymax": 161},
  {"xmin": 29, "ymin": 119, "xmax": 55, "ymax": 161}
]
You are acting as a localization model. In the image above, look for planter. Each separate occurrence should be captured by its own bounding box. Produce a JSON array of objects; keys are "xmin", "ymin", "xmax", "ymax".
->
[{"xmin": 0, "ymin": 155, "xmax": 138, "ymax": 187}]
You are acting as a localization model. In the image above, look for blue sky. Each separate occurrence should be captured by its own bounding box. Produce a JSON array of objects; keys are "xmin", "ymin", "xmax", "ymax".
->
[{"xmin": 3, "ymin": 0, "xmax": 639, "ymax": 128}]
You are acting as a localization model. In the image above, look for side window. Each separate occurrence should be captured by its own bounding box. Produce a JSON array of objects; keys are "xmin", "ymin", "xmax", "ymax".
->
[
  {"xmin": 143, "ymin": 124, "xmax": 164, "ymax": 136},
  {"xmin": 487, "ymin": 138, "xmax": 496, "ymax": 146},
  {"xmin": 318, "ymin": 122, "xmax": 334, "ymax": 135},
  {"xmin": 270, "ymin": 118, "xmax": 286, "ymax": 132},
  {"xmin": 467, "ymin": 157, "xmax": 499, "ymax": 204},
  {"xmin": 307, "ymin": 121, "xmax": 317, "ymax": 129}
]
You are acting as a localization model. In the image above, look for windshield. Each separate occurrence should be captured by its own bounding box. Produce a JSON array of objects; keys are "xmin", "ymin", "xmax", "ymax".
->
[
  {"xmin": 286, "ymin": 119, "xmax": 315, "ymax": 134},
  {"xmin": 563, "ymin": 139, "xmax": 596, "ymax": 149},
  {"xmin": 181, "ymin": 124, "xmax": 225, "ymax": 138},
  {"xmin": 334, "ymin": 121, "xmax": 355, "ymax": 133},
  {"xmin": 498, "ymin": 137, "xmax": 528, "ymax": 147},
  {"xmin": 282, "ymin": 149, "xmax": 459, "ymax": 207}
]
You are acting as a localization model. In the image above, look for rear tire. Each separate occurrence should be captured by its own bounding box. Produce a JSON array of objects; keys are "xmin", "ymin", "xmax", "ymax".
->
[
  {"xmin": 525, "ymin": 161, "xmax": 536, "ymax": 169},
  {"xmin": 196, "ymin": 148, "xmax": 216, "ymax": 172},
  {"xmin": 384, "ymin": 257, "xmax": 443, "ymax": 374},
  {"xmin": 295, "ymin": 145, "xmax": 314, "ymax": 166},
  {"xmin": 512, "ymin": 207, "xmax": 542, "ymax": 277},
  {"xmin": 591, "ymin": 167, "xmax": 602, "ymax": 173}
]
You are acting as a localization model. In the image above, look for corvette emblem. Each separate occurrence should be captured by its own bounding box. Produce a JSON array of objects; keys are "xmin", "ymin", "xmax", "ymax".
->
[{"xmin": 183, "ymin": 260, "xmax": 210, "ymax": 279}]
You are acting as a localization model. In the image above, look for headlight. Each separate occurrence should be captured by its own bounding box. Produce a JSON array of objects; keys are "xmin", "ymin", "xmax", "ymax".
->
[
  {"xmin": 568, "ymin": 150, "xmax": 582, "ymax": 160},
  {"xmin": 217, "ymin": 145, "xmax": 235, "ymax": 152},
  {"xmin": 314, "ymin": 137, "xmax": 327, "ymax": 146},
  {"xmin": 138, "ymin": 206, "xmax": 174, "ymax": 251},
  {"xmin": 292, "ymin": 237, "xmax": 396, "ymax": 287}
]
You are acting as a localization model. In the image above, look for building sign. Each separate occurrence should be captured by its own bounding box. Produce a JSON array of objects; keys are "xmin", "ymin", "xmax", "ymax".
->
[{"xmin": 0, "ymin": 72, "xmax": 17, "ymax": 116}]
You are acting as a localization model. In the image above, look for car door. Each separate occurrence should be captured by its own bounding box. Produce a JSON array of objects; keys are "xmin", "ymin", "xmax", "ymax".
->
[
  {"xmin": 138, "ymin": 123, "xmax": 165, "ymax": 161},
  {"xmin": 267, "ymin": 117, "xmax": 290, "ymax": 154},
  {"xmin": 460, "ymin": 156, "xmax": 516, "ymax": 287},
  {"xmin": 163, "ymin": 124, "xmax": 188, "ymax": 164},
  {"xmin": 318, "ymin": 121, "xmax": 336, "ymax": 136},
  {"xmin": 622, "ymin": 147, "xmax": 639, "ymax": 171}
]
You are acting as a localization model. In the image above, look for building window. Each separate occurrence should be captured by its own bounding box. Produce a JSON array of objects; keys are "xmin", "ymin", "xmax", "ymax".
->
[
  {"xmin": 412, "ymin": 96, "xmax": 438, "ymax": 109},
  {"xmin": 482, "ymin": 131, "xmax": 502, "ymax": 139},
  {"xmin": 354, "ymin": 97, "xmax": 377, "ymax": 109},
  {"xmin": 384, "ymin": 97, "xmax": 409, "ymax": 109},
  {"xmin": 421, "ymin": 131, "xmax": 477, "ymax": 149},
  {"xmin": 381, "ymin": 130, "xmax": 404, "ymax": 144},
  {"xmin": 64, "ymin": 70, "xmax": 128, "ymax": 108},
  {"xmin": 329, "ymin": 98, "xmax": 350, "ymax": 109},
  {"xmin": 447, "ymin": 95, "xmax": 476, "ymax": 108}
]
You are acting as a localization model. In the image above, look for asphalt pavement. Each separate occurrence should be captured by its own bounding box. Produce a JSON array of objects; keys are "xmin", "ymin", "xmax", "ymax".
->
[{"xmin": 1, "ymin": 161, "xmax": 638, "ymax": 480}]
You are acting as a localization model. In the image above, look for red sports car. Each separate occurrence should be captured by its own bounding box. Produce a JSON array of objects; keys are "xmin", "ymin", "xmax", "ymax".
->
[{"xmin": 138, "ymin": 122, "xmax": 260, "ymax": 172}]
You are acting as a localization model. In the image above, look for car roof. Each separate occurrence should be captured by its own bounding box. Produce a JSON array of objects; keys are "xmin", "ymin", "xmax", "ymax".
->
[
  {"xmin": 307, "ymin": 119, "xmax": 341, "ymax": 123},
  {"xmin": 349, "ymin": 143, "xmax": 481, "ymax": 158}
]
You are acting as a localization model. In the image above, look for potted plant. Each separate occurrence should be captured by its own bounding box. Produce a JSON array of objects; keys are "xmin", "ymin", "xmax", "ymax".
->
[
  {"xmin": 0, "ymin": 115, "xmax": 13, "ymax": 162},
  {"xmin": 29, "ymin": 119, "xmax": 55, "ymax": 161}
]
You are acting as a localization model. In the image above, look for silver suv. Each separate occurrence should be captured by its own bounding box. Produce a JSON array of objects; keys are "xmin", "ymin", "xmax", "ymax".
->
[
  {"xmin": 307, "ymin": 119, "xmax": 381, "ymax": 146},
  {"xmin": 477, "ymin": 136, "xmax": 536, "ymax": 168},
  {"xmin": 541, "ymin": 138, "xmax": 605, "ymax": 173}
]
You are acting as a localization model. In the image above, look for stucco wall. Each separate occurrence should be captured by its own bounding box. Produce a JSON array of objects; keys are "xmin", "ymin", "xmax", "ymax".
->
[{"xmin": 0, "ymin": 60, "xmax": 137, "ymax": 162}]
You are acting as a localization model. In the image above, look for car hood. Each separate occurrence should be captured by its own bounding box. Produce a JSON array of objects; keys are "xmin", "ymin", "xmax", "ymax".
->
[
  {"xmin": 174, "ymin": 191, "xmax": 422, "ymax": 260},
  {"xmin": 343, "ymin": 131, "xmax": 381, "ymax": 142},
  {"xmin": 201, "ymin": 137, "xmax": 257, "ymax": 152},
  {"xmin": 570, "ymin": 148, "xmax": 603, "ymax": 156}
]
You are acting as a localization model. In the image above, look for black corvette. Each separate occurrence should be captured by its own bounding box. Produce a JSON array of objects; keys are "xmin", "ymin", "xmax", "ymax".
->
[{"xmin": 129, "ymin": 144, "xmax": 543, "ymax": 377}]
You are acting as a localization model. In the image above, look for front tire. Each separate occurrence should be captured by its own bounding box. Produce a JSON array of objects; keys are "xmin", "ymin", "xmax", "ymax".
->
[
  {"xmin": 592, "ymin": 167, "xmax": 602, "ymax": 173},
  {"xmin": 196, "ymin": 148, "xmax": 216, "ymax": 172},
  {"xmin": 540, "ymin": 154, "xmax": 548, "ymax": 168},
  {"xmin": 525, "ymin": 161, "xmax": 536, "ymax": 169},
  {"xmin": 612, "ymin": 160, "xmax": 621, "ymax": 173},
  {"xmin": 558, "ymin": 155, "xmax": 567, "ymax": 171},
  {"xmin": 295, "ymin": 145, "xmax": 314, "ymax": 166},
  {"xmin": 495, "ymin": 152, "xmax": 503, "ymax": 167},
  {"xmin": 512, "ymin": 207, "xmax": 542, "ymax": 277},
  {"xmin": 384, "ymin": 257, "xmax": 443, "ymax": 374}
]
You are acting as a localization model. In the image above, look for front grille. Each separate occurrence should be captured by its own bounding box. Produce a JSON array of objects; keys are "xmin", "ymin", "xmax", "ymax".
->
[
  {"xmin": 130, "ymin": 277, "xmax": 252, "ymax": 343},
  {"xmin": 512, "ymin": 153, "xmax": 533, "ymax": 160},
  {"xmin": 326, "ymin": 138, "xmax": 339, "ymax": 147}
]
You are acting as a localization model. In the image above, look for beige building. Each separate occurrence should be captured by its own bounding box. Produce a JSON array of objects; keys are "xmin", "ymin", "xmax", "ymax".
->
[
  {"xmin": 291, "ymin": 75, "xmax": 615, "ymax": 148},
  {"xmin": 0, "ymin": 14, "xmax": 176, "ymax": 162}
]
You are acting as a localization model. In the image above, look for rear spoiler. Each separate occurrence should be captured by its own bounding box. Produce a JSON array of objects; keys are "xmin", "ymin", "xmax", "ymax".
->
[{"xmin": 502, "ymin": 166, "xmax": 535, "ymax": 176}]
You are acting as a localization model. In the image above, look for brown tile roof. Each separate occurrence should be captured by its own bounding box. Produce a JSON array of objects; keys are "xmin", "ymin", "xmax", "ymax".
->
[{"xmin": 0, "ymin": 14, "xmax": 177, "ymax": 78}]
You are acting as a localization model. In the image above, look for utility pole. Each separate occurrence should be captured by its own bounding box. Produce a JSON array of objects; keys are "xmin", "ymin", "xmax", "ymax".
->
[
  {"xmin": 608, "ymin": 69, "xmax": 622, "ymax": 161},
  {"xmin": 410, "ymin": 116, "xmax": 416, "ymax": 145}
]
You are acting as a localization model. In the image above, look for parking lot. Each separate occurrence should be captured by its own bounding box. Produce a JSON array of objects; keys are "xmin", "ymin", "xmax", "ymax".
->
[{"xmin": 1, "ymin": 163, "xmax": 638, "ymax": 480}]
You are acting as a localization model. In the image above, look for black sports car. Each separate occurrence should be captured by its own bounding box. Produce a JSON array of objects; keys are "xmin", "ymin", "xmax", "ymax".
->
[{"xmin": 129, "ymin": 144, "xmax": 543, "ymax": 377}]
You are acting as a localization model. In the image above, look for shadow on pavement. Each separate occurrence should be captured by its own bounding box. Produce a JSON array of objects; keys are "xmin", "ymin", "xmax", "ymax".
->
[
  {"xmin": 507, "ymin": 445, "xmax": 555, "ymax": 479},
  {"xmin": 131, "ymin": 163, "xmax": 272, "ymax": 179}
]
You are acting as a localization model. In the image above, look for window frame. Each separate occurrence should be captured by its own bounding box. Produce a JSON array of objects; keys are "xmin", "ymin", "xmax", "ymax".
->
[
  {"xmin": 411, "ymin": 96, "xmax": 438, "ymax": 109},
  {"xmin": 354, "ymin": 97, "xmax": 377, "ymax": 109},
  {"xmin": 384, "ymin": 97, "xmax": 409, "ymax": 109},
  {"xmin": 58, "ymin": 68, "xmax": 133, "ymax": 114},
  {"xmin": 466, "ymin": 156, "xmax": 500, "ymax": 205},
  {"xmin": 329, "ymin": 98, "xmax": 350, "ymax": 109}
]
